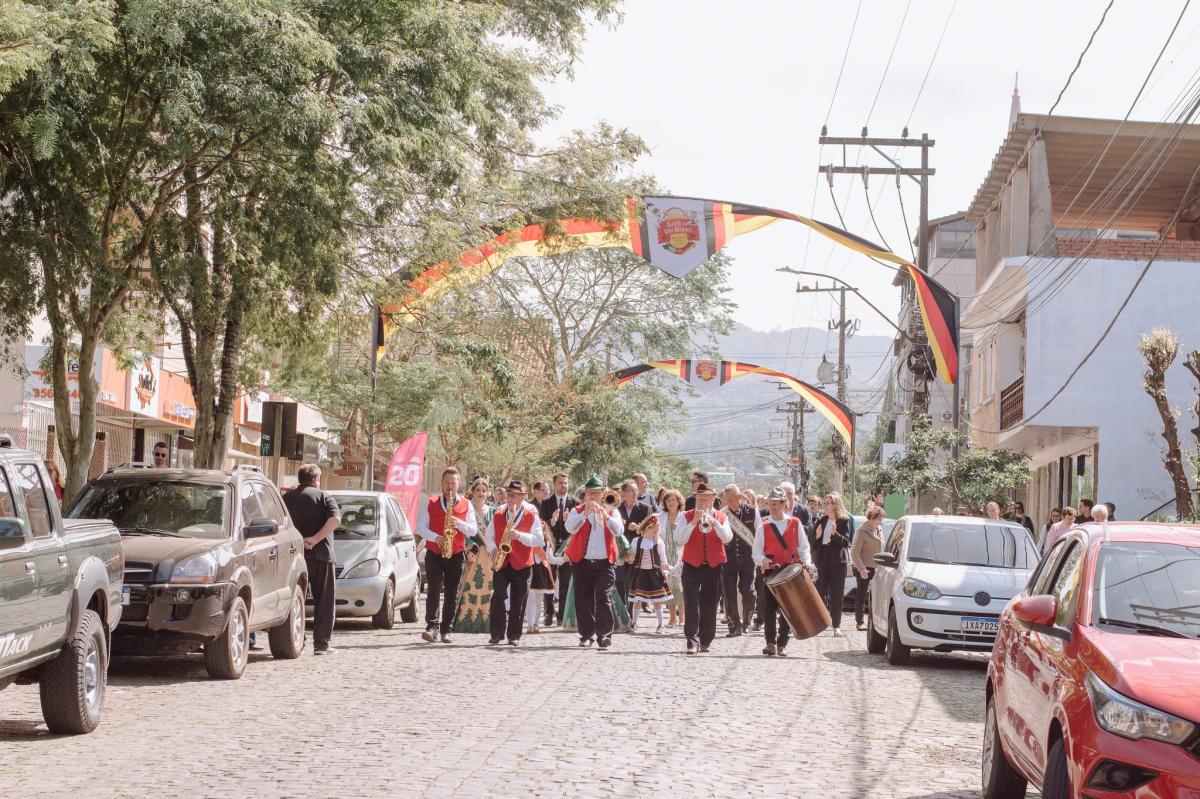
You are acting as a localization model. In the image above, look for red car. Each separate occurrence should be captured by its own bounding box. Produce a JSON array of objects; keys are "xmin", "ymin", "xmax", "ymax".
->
[{"xmin": 982, "ymin": 522, "xmax": 1200, "ymax": 799}]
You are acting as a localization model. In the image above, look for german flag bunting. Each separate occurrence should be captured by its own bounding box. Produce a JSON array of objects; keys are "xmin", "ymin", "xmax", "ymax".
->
[{"xmin": 382, "ymin": 195, "xmax": 959, "ymax": 384}]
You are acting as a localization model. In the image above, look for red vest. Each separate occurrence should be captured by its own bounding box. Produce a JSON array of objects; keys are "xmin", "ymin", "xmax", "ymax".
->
[
  {"xmin": 564, "ymin": 505, "xmax": 619, "ymax": 564},
  {"xmin": 492, "ymin": 503, "xmax": 537, "ymax": 570},
  {"xmin": 425, "ymin": 495, "xmax": 471, "ymax": 556},
  {"xmin": 762, "ymin": 516, "xmax": 802, "ymax": 564},
  {"xmin": 681, "ymin": 509, "xmax": 728, "ymax": 568}
]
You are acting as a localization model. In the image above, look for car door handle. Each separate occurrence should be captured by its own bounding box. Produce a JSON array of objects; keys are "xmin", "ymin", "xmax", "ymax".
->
[
  {"xmin": 24, "ymin": 561, "xmax": 35, "ymax": 574},
  {"xmin": 57, "ymin": 555, "xmax": 68, "ymax": 567}
]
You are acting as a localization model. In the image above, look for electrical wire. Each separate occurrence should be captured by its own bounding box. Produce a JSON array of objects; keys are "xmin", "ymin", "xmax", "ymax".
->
[
  {"xmin": 865, "ymin": 0, "xmax": 914, "ymax": 128},
  {"xmin": 904, "ymin": 0, "xmax": 959, "ymax": 129}
]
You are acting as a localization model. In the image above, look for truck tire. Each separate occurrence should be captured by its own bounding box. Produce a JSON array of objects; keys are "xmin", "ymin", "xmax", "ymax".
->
[
  {"xmin": 39, "ymin": 609, "xmax": 107, "ymax": 734},
  {"xmin": 372, "ymin": 580, "xmax": 395, "ymax": 630},
  {"xmin": 399, "ymin": 580, "xmax": 420, "ymax": 624},
  {"xmin": 885, "ymin": 606, "xmax": 911, "ymax": 666},
  {"xmin": 204, "ymin": 596, "xmax": 249, "ymax": 679},
  {"xmin": 269, "ymin": 585, "xmax": 305, "ymax": 659},
  {"xmin": 982, "ymin": 694, "xmax": 1028, "ymax": 799}
]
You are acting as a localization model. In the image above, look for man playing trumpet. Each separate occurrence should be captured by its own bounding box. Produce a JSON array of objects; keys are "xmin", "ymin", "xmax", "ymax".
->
[
  {"xmin": 564, "ymin": 474, "xmax": 627, "ymax": 649},
  {"xmin": 673, "ymin": 483, "xmax": 732, "ymax": 654},
  {"xmin": 483, "ymin": 480, "xmax": 546, "ymax": 646},
  {"xmin": 416, "ymin": 467, "xmax": 478, "ymax": 643},
  {"xmin": 753, "ymin": 488, "xmax": 814, "ymax": 657}
]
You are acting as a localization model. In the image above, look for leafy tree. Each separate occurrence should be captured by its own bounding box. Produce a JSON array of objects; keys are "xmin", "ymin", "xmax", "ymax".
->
[
  {"xmin": 0, "ymin": 0, "xmax": 619, "ymax": 492},
  {"xmin": 1136, "ymin": 328, "xmax": 1194, "ymax": 518},
  {"xmin": 862, "ymin": 414, "xmax": 1031, "ymax": 514}
]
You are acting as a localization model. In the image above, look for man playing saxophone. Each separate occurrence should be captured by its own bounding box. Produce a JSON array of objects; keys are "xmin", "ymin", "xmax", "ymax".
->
[
  {"xmin": 483, "ymin": 480, "xmax": 546, "ymax": 646},
  {"xmin": 416, "ymin": 467, "xmax": 478, "ymax": 644}
]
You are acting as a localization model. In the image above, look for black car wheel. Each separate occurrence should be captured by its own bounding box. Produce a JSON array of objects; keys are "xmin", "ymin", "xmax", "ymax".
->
[
  {"xmin": 372, "ymin": 579, "xmax": 395, "ymax": 629},
  {"xmin": 40, "ymin": 609, "xmax": 107, "ymax": 734},
  {"xmin": 866, "ymin": 612, "xmax": 886, "ymax": 654},
  {"xmin": 204, "ymin": 596, "xmax": 249, "ymax": 679},
  {"xmin": 981, "ymin": 694, "xmax": 1028, "ymax": 799},
  {"xmin": 399, "ymin": 579, "xmax": 420, "ymax": 624},
  {"xmin": 1042, "ymin": 737, "xmax": 1071, "ymax": 799},
  {"xmin": 269, "ymin": 584, "xmax": 306, "ymax": 659},
  {"xmin": 885, "ymin": 605, "xmax": 911, "ymax": 666}
]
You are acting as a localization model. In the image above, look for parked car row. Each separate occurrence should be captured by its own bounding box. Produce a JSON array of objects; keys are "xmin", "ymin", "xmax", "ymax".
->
[
  {"xmin": 849, "ymin": 508, "xmax": 1200, "ymax": 798},
  {"xmin": 0, "ymin": 437, "xmax": 422, "ymax": 735}
]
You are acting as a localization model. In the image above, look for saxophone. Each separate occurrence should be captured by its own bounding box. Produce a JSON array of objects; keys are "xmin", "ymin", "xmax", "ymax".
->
[
  {"xmin": 440, "ymin": 495, "xmax": 458, "ymax": 559},
  {"xmin": 492, "ymin": 510, "xmax": 517, "ymax": 572}
]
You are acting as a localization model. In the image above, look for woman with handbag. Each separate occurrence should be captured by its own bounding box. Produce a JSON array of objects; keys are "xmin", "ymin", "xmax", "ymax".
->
[{"xmin": 811, "ymin": 492, "xmax": 853, "ymax": 637}]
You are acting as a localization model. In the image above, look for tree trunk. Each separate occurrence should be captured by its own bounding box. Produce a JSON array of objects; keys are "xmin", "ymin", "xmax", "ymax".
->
[
  {"xmin": 1138, "ymin": 331, "xmax": 1193, "ymax": 519},
  {"xmin": 1185, "ymin": 350, "xmax": 1200, "ymax": 455}
]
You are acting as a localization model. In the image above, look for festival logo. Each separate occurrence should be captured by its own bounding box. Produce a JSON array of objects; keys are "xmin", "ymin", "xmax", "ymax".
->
[
  {"xmin": 694, "ymin": 360, "xmax": 718, "ymax": 383},
  {"xmin": 654, "ymin": 206, "xmax": 701, "ymax": 255},
  {"xmin": 134, "ymin": 360, "xmax": 157, "ymax": 410}
]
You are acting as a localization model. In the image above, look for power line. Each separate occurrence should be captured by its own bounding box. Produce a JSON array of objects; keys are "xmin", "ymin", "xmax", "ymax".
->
[
  {"xmin": 864, "ymin": 0, "xmax": 914, "ymax": 127},
  {"xmin": 904, "ymin": 0, "xmax": 959, "ymax": 129}
]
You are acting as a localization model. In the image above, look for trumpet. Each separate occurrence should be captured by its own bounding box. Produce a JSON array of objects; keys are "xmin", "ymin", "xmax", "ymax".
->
[
  {"xmin": 602, "ymin": 489, "xmax": 620, "ymax": 509},
  {"xmin": 698, "ymin": 510, "xmax": 715, "ymax": 533}
]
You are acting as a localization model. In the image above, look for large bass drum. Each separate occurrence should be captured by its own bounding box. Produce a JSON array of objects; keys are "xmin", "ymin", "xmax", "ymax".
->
[{"xmin": 764, "ymin": 563, "xmax": 831, "ymax": 640}]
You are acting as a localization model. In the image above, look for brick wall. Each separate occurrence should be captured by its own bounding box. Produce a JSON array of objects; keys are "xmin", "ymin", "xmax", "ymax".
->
[{"xmin": 1057, "ymin": 237, "xmax": 1200, "ymax": 261}]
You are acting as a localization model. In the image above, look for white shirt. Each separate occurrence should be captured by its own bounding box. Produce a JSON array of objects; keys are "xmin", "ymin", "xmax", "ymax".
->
[
  {"xmin": 415, "ymin": 494, "xmax": 479, "ymax": 543},
  {"xmin": 673, "ymin": 507, "xmax": 733, "ymax": 547},
  {"xmin": 482, "ymin": 501, "xmax": 544, "ymax": 554},
  {"xmin": 565, "ymin": 504, "xmax": 625, "ymax": 559},
  {"xmin": 753, "ymin": 513, "xmax": 813, "ymax": 568}
]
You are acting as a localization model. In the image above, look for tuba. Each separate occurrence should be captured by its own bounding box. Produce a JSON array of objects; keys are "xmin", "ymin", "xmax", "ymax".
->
[
  {"xmin": 440, "ymin": 495, "xmax": 458, "ymax": 559},
  {"xmin": 492, "ymin": 511, "xmax": 517, "ymax": 571}
]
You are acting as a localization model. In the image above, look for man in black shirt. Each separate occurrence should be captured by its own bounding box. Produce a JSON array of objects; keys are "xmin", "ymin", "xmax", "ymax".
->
[
  {"xmin": 617, "ymin": 480, "xmax": 652, "ymax": 601},
  {"xmin": 684, "ymin": 471, "xmax": 725, "ymax": 511},
  {"xmin": 282, "ymin": 464, "xmax": 341, "ymax": 655},
  {"xmin": 720, "ymin": 484, "xmax": 757, "ymax": 636},
  {"xmin": 538, "ymin": 472, "xmax": 573, "ymax": 625}
]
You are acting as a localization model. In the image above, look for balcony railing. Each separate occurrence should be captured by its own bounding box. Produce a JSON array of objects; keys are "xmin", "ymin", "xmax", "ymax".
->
[{"xmin": 1000, "ymin": 376, "xmax": 1025, "ymax": 431}]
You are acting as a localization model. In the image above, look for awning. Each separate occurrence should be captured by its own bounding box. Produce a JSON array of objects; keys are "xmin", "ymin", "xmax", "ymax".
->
[
  {"xmin": 962, "ymin": 259, "xmax": 1029, "ymax": 329},
  {"xmin": 238, "ymin": 427, "xmax": 261, "ymax": 446}
]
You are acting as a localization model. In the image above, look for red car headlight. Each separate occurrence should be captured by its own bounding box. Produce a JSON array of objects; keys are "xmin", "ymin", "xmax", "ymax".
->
[{"xmin": 1085, "ymin": 671, "xmax": 1195, "ymax": 744}]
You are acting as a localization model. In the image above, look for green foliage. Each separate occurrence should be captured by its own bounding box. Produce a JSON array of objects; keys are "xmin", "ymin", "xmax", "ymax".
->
[{"xmin": 862, "ymin": 414, "xmax": 1031, "ymax": 514}]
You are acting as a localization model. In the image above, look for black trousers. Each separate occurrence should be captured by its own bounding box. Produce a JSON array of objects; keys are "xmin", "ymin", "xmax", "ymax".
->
[
  {"xmin": 816, "ymin": 560, "xmax": 848, "ymax": 629},
  {"xmin": 682, "ymin": 563, "xmax": 723, "ymax": 646},
  {"xmin": 424, "ymin": 551, "xmax": 465, "ymax": 635},
  {"xmin": 573, "ymin": 559, "xmax": 615, "ymax": 641},
  {"xmin": 489, "ymin": 564, "xmax": 531, "ymax": 642},
  {"xmin": 761, "ymin": 581, "xmax": 791, "ymax": 647},
  {"xmin": 854, "ymin": 568, "xmax": 875, "ymax": 624},
  {"xmin": 305, "ymin": 552, "xmax": 335, "ymax": 648},
  {"xmin": 721, "ymin": 556, "xmax": 756, "ymax": 631},
  {"xmin": 556, "ymin": 563, "xmax": 573, "ymax": 624},
  {"xmin": 543, "ymin": 590, "xmax": 555, "ymax": 625},
  {"xmin": 753, "ymin": 570, "xmax": 766, "ymax": 624}
]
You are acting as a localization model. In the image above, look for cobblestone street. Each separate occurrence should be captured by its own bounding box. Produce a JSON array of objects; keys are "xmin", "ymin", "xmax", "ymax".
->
[{"xmin": 0, "ymin": 619, "xmax": 1017, "ymax": 799}]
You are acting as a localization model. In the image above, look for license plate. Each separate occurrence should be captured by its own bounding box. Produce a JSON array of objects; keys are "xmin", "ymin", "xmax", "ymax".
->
[
  {"xmin": 961, "ymin": 615, "xmax": 997, "ymax": 634},
  {"xmin": 121, "ymin": 586, "xmax": 131, "ymax": 606}
]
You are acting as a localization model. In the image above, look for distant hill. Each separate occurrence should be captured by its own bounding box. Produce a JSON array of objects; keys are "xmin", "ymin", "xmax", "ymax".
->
[{"xmin": 653, "ymin": 323, "xmax": 893, "ymax": 477}]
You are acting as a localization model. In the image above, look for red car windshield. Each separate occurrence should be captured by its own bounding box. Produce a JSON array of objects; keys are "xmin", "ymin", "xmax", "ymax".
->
[{"xmin": 1092, "ymin": 541, "xmax": 1200, "ymax": 639}]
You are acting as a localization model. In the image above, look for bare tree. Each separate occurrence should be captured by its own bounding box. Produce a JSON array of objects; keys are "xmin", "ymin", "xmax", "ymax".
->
[{"xmin": 1136, "ymin": 328, "xmax": 1193, "ymax": 518}]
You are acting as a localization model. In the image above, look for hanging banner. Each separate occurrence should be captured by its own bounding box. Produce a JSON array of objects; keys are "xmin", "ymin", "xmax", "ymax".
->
[
  {"xmin": 384, "ymin": 432, "xmax": 428, "ymax": 526},
  {"xmin": 610, "ymin": 359, "xmax": 855, "ymax": 448},
  {"xmin": 382, "ymin": 195, "xmax": 959, "ymax": 384}
]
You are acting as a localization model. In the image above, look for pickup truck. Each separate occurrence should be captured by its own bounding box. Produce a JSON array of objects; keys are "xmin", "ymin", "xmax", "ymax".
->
[
  {"xmin": 0, "ymin": 436, "xmax": 123, "ymax": 734},
  {"xmin": 66, "ymin": 464, "xmax": 308, "ymax": 679}
]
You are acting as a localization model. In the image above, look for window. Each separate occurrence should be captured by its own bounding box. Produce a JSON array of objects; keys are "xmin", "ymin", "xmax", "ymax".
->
[
  {"xmin": 886, "ymin": 521, "xmax": 907, "ymax": 557},
  {"xmin": 387, "ymin": 500, "xmax": 412, "ymax": 540},
  {"xmin": 0, "ymin": 468, "xmax": 22, "ymax": 546},
  {"xmin": 334, "ymin": 496, "xmax": 379, "ymax": 540},
  {"xmin": 253, "ymin": 483, "xmax": 287, "ymax": 525},
  {"xmin": 1049, "ymin": 542, "xmax": 1086, "ymax": 628},
  {"xmin": 1029, "ymin": 537, "xmax": 1070, "ymax": 595},
  {"xmin": 935, "ymin": 226, "xmax": 976, "ymax": 258},
  {"xmin": 1092, "ymin": 542, "xmax": 1200, "ymax": 639},
  {"xmin": 906, "ymin": 522, "xmax": 1032, "ymax": 569},
  {"xmin": 67, "ymin": 479, "xmax": 230, "ymax": 539},
  {"xmin": 238, "ymin": 482, "xmax": 262, "ymax": 527},
  {"xmin": 14, "ymin": 463, "xmax": 53, "ymax": 538}
]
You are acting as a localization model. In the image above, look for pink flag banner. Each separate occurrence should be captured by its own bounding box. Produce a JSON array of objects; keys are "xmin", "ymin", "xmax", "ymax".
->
[{"xmin": 384, "ymin": 432, "xmax": 428, "ymax": 525}]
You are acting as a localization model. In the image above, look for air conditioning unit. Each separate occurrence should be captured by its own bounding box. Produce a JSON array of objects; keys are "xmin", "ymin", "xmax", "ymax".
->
[{"xmin": 940, "ymin": 412, "xmax": 954, "ymax": 422}]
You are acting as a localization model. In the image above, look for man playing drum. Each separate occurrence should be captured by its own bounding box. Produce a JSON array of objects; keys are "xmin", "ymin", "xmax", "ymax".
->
[{"xmin": 753, "ymin": 488, "xmax": 814, "ymax": 657}]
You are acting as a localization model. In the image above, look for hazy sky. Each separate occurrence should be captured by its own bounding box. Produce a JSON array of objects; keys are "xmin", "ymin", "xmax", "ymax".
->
[{"xmin": 538, "ymin": 0, "xmax": 1200, "ymax": 372}]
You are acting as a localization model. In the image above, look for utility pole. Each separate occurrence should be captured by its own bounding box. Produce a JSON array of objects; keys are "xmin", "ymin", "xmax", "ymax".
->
[
  {"xmin": 818, "ymin": 129, "xmax": 937, "ymax": 417},
  {"xmin": 774, "ymin": 389, "xmax": 813, "ymax": 493},
  {"xmin": 794, "ymin": 280, "xmax": 855, "ymax": 492}
]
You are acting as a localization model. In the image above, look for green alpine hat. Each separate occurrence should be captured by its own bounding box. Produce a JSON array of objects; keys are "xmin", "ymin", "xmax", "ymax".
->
[{"xmin": 583, "ymin": 474, "xmax": 605, "ymax": 490}]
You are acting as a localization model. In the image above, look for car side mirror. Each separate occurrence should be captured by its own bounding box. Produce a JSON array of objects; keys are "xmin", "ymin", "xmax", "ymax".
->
[
  {"xmin": 873, "ymin": 551, "xmax": 897, "ymax": 567},
  {"xmin": 1011, "ymin": 594, "xmax": 1057, "ymax": 627},
  {"xmin": 0, "ymin": 517, "xmax": 28, "ymax": 547},
  {"xmin": 244, "ymin": 518, "xmax": 279, "ymax": 538},
  {"xmin": 388, "ymin": 531, "xmax": 403, "ymax": 544}
]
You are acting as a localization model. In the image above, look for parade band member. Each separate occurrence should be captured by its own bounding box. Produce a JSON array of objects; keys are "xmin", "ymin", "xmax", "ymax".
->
[
  {"xmin": 720, "ymin": 484, "xmax": 757, "ymax": 638},
  {"xmin": 754, "ymin": 488, "xmax": 814, "ymax": 657},
  {"xmin": 416, "ymin": 467, "xmax": 478, "ymax": 643},
  {"xmin": 539, "ymin": 472, "xmax": 573, "ymax": 626},
  {"xmin": 673, "ymin": 483, "xmax": 732, "ymax": 655},
  {"xmin": 484, "ymin": 481, "xmax": 544, "ymax": 646},
  {"xmin": 564, "ymin": 474, "xmax": 626, "ymax": 649}
]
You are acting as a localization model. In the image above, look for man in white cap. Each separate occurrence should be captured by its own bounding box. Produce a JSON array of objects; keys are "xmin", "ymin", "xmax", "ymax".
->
[
  {"xmin": 674, "ymin": 482, "xmax": 732, "ymax": 654},
  {"xmin": 754, "ymin": 488, "xmax": 814, "ymax": 657}
]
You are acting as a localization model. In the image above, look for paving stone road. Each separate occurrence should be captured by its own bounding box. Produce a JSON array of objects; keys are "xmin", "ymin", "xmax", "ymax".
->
[{"xmin": 1, "ymin": 620, "xmax": 1026, "ymax": 799}]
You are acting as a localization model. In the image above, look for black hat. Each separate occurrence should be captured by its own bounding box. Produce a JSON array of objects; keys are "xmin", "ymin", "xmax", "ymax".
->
[
  {"xmin": 505, "ymin": 480, "xmax": 526, "ymax": 492},
  {"xmin": 694, "ymin": 483, "xmax": 717, "ymax": 496}
]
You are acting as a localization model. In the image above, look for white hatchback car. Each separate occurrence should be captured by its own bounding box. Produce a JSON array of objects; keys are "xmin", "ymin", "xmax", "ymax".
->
[
  {"xmin": 317, "ymin": 491, "xmax": 421, "ymax": 629},
  {"xmin": 866, "ymin": 515, "xmax": 1038, "ymax": 665}
]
